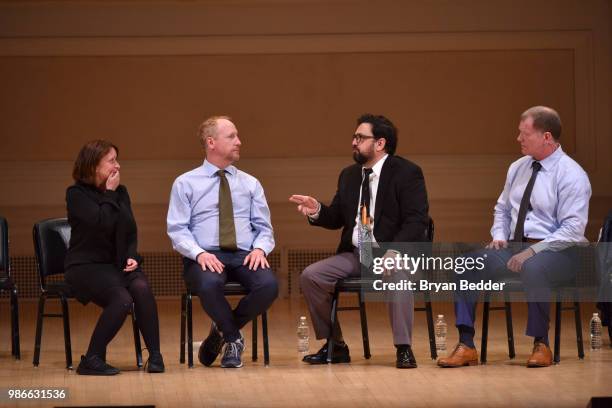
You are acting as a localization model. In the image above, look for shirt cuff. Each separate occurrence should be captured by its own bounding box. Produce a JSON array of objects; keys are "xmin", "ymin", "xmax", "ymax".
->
[
  {"xmin": 189, "ymin": 247, "xmax": 206, "ymax": 261},
  {"xmin": 492, "ymin": 231, "xmax": 508, "ymax": 242},
  {"xmin": 530, "ymin": 241, "xmax": 548, "ymax": 254},
  {"xmin": 307, "ymin": 201, "xmax": 322, "ymax": 221},
  {"xmin": 252, "ymin": 242, "xmax": 274, "ymax": 256}
]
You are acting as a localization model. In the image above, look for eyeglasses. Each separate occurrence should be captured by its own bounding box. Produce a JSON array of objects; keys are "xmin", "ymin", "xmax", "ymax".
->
[{"xmin": 352, "ymin": 133, "xmax": 376, "ymax": 144}]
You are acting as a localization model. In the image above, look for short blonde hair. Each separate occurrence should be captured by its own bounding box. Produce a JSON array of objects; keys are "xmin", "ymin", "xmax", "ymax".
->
[{"xmin": 198, "ymin": 115, "xmax": 232, "ymax": 148}]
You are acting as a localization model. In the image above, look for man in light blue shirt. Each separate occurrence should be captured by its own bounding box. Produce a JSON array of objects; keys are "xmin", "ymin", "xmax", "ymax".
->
[
  {"xmin": 438, "ymin": 106, "xmax": 591, "ymax": 368},
  {"xmin": 167, "ymin": 116, "xmax": 278, "ymax": 368}
]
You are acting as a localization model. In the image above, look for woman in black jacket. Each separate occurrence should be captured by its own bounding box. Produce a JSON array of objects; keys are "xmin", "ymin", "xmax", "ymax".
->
[{"xmin": 65, "ymin": 140, "xmax": 164, "ymax": 375}]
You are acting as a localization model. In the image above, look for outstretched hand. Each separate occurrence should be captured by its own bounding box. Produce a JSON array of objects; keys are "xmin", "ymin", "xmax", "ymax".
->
[{"xmin": 289, "ymin": 194, "xmax": 319, "ymax": 217}]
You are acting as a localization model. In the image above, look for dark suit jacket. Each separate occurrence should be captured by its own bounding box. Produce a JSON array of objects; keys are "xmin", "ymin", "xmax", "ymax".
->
[{"xmin": 310, "ymin": 155, "xmax": 429, "ymax": 254}]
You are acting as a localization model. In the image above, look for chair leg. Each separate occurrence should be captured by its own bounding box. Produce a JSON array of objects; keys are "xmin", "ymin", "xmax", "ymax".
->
[
  {"xmin": 504, "ymin": 294, "xmax": 515, "ymax": 359},
  {"xmin": 60, "ymin": 296, "xmax": 72, "ymax": 369},
  {"xmin": 327, "ymin": 288, "xmax": 340, "ymax": 363},
  {"xmin": 180, "ymin": 293, "xmax": 186, "ymax": 364},
  {"xmin": 10, "ymin": 286, "xmax": 20, "ymax": 359},
  {"xmin": 424, "ymin": 296, "xmax": 437, "ymax": 360},
  {"xmin": 554, "ymin": 299, "xmax": 562, "ymax": 364},
  {"xmin": 131, "ymin": 306, "xmax": 143, "ymax": 368},
  {"xmin": 480, "ymin": 292, "xmax": 491, "ymax": 364},
  {"xmin": 252, "ymin": 317, "xmax": 258, "ymax": 362},
  {"xmin": 574, "ymin": 301, "xmax": 584, "ymax": 359},
  {"xmin": 187, "ymin": 293, "xmax": 194, "ymax": 368},
  {"xmin": 357, "ymin": 291, "xmax": 371, "ymax": 359},
  {"xmin": 33, "ymin": 294, "xmax": 46, "ymax": 366},
  {"xmin": 262, "ymin": 312, "xmax": 270, "ymax": 366}
]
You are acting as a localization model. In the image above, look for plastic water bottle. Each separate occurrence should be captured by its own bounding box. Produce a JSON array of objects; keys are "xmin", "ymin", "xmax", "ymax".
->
[
  {"xmin": 590, "ymin": 313, "xmax": 602, "ymax": 351},
  {"xmin": 297, "ymin": 316, "xmax": 310, "ymax": 353},
  {"xmin": 435, "ymin": 314, "xmax": 447, "ymax": 352}
]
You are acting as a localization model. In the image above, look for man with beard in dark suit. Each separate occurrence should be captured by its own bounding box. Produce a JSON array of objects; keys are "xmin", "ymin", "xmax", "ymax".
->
[{"xmin": 290, "ymin": 113, "xmax": 430, "ymax": 368}]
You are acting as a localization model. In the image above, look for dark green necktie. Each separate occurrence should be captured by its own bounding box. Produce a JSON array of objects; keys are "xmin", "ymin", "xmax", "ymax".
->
[{"xmin": 217, "ymin": 169, "xmax": 237, "ymax": 251}]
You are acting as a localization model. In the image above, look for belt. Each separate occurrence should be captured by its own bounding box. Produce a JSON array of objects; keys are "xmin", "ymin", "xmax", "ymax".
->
[{"xmin": 523, "ymin": 237, "xmax": 543, "ymax": 244}]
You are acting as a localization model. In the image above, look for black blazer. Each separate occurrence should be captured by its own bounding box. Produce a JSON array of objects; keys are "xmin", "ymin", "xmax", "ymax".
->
[
  {"xmin": 311, "ymin": 155, "xmax": 429, "ymax": 254},
  {"xmin": 64, "ymin": 182, "xmax": 142, "ymax": 270}
]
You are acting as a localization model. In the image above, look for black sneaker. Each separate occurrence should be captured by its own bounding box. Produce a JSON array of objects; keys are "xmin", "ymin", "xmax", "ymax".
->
[
  {"xmin": 146, "ymin": 352, "xmax": 165, "ymax": 373},
  {"xmin": 198, "ymin": 323, "xmax": 224, "ymax": 366},
  {"xmin": 76, "ymin": 355, "xmax": 120, "ymax": 376},
  {"xmin": 220, "ymin": 336, "xmax": 245, "ymax": 368}
]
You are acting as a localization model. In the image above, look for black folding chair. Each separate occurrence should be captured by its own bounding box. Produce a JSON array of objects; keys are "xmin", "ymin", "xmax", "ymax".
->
[
  {"xmin": 327, "ymin": 217, "xmax": 438, "ymax": 363},
  {"xmin": 180, "ymin": 282, "xmax": 270, "ymax": 367},
  {"xmin": 480, "ymin": 276, "xmax": 584, "ymax": 364},
  {"xmin": 32, "ymin": 218, "xmax": 143, "ymax": 369},
  {"xmin": 0, "ymin": 217, "xmax": 20, "ymax": 359}
]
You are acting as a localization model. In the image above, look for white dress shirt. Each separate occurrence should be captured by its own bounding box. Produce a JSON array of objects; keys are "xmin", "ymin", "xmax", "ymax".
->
[
  {"xmin": 491, "ymin": 146, "xmax": 591, "ymax": 253},
  {"xmin": 167, "ymin": 160, "xmax": 275, "ymax": 260},
  {"xmin": 350, "ymin": 154, "xmax": 388, "ymax": 247}
]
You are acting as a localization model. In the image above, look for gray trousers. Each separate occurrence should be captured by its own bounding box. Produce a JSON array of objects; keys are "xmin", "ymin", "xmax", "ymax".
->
[{"xmin": 300, "ymin": 250, "xmax": 414, "ymax": 345}]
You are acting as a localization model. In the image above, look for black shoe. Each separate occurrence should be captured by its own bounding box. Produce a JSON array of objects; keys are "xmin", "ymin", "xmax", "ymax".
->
[
  {"xmin": 76, "ymin": 354, "xmax": 120, "ymax": 376},
  {"xmin": 396, "ymin": 345, "xmax": 417, "ymax": 369},
  {"xmin": 198, "ymin": 323, "xmax": 224, "ymax": 366},
  {"xmin": 302, "ymin": 342, "xmax": 351, "ymax": 364},
  {"xmin": 146, "ymin": 352, "xmax": 165, "ymax": 373}
]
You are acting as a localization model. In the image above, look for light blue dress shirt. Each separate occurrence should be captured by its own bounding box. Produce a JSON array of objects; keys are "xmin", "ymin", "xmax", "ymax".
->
[
  {"xmin": 491, "ymin": 146, "xmax": 591, "ymax": 253},
  {"xmin": 167, "ymin": 160, "xmax": 275, "ymax": 260}
]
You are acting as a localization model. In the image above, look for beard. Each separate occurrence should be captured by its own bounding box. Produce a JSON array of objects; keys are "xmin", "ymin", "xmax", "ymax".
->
[
  {"xmin": 352, "ymin": 146, "xmax": 374, "ymax": 165},
  {"xmin": 352, "ymin": 151, "xmax": 368, "ymax": 165}
]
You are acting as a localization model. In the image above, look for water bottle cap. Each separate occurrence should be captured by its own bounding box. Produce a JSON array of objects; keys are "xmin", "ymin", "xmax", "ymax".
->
[
  {"xmin": 593, "ymin": 313, "xmax": 598, "ymax": 317},
  {"xmin": 437, "ymin": 314, "xmax": 444, "ymax": 318}
]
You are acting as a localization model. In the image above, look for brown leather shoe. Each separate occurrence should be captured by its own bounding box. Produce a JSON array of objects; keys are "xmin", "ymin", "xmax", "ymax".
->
[
  {"xmin": 437, "ymin": 343, "xmax": 478, "ymax": 367},
  {"xmin": 526, "ymin": 342, "xmax": 552, "ymax": 367}
]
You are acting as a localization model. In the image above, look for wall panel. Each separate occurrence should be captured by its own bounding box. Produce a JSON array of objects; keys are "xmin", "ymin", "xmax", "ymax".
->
[{"xmin": 0, "ymin": 0, "xmax": 609, "ymax": 259}]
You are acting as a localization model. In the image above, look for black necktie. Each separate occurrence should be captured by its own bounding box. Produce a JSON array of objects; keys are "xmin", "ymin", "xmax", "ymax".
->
[
  {"xmin": 512, "ymin": 161, "xmax": 542, "ymax": 242},
  {"xmin": 360, "ymin": 168, "xmax": 374, "ymax": 219},
  {"xmin": 217, "ymin": 170, "xmax": 237, "ymax": 251}
]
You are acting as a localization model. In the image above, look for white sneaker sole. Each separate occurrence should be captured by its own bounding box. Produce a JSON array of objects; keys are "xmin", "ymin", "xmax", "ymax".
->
[{"xmin": 220, "ymin": 361, "xmax": 243, "ymax": 368}]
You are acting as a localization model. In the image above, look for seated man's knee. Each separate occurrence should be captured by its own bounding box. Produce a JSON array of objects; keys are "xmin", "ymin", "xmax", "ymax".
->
[
  {"xmin": 521, "ymin": 259, "xmax": 545, "ymax": 285},
  {"xmin": 261, "ymin": 275, "xmax": 279, "ymax": 300},
  {"xmin": 250, "ymin": 271, "xmax": 279, "ymax": 300},
  {"xmin": 300, "ymin": 264, "xmax": 319, "ymax": 288}
]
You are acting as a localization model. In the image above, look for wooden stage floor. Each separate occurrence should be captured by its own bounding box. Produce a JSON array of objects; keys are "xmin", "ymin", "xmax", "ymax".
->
[{"xmin": 1, "ymin": 298, "xmax": 611, "ymax": 407}]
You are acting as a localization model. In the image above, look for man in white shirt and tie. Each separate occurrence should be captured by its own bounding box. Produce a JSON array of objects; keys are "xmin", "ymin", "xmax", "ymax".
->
[{"xmin": 438, "ymin": 106, "xmax": 591, "ymax": 368}]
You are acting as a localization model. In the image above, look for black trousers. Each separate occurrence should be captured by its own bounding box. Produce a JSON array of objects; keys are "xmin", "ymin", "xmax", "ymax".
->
[
  {"xmin": 183, "ymin": 250, "xmax": 278, "ymax": 342},
  {"xmin": 66, "ymin": 263, "xmax": 160, "ymax": 358}
]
